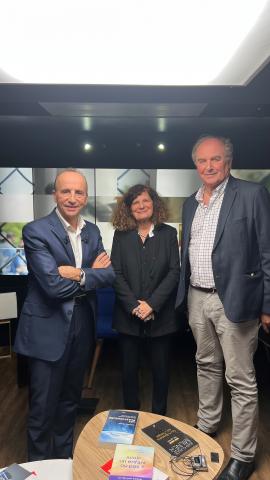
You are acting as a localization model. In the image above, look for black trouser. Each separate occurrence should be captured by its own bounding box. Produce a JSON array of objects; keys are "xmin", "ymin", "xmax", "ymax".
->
[
  {"xmin": 119, "ymin": 333, "xmax": 171, "ymax": 415},
  {"xmin": 27, "ymin": 300, "xmax": 94, "ymax": 460}
]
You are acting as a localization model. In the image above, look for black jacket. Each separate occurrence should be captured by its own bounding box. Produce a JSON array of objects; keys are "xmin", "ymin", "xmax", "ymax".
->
[{"xmin": 111, "ymin": 223, "xmax": 180, "ymax": 337}]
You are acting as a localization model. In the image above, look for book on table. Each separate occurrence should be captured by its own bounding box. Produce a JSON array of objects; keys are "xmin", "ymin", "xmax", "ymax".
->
[
  {"xmin": 101, "ymin": 457, "xmax": 169, "ymax": 480},
  {"xmin": 0, "ymin": 463, "xmax": 36, "ymax": 479},
  {"xmin": 142, "ymin": 419, "xmax": 198, "ymax": 458},
  {"xmin": 108, "ymin": 444, "xmax": 154, "ymax": 480},
  {"xmin": 99, "ymin": 410, "xmax": 139, "ymax": 445}
]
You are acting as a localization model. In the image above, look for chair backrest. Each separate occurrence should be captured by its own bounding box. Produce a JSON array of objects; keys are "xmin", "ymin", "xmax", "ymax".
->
[
  {"xmin": 96, "ymin": 287, "xmax": 118, "ymax": 339},
  {"xmin": 0, "ymin": 292, "xmax": 17, "ymax": 320}
]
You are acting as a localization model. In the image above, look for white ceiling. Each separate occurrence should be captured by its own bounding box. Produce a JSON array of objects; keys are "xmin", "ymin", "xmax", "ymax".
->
[{"xmin": 1, "ymin": 0, "xmax": 270, "ymax": 85}]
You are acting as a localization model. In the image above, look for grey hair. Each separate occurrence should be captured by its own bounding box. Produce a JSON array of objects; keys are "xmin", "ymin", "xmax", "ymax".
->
[
  {"xmin": 53, "ymin": 168, "xmax": 88, "ymax": 193},
  {"xmin": 191, "ymin": 135, "xmax": 233, "ymax": 167}
]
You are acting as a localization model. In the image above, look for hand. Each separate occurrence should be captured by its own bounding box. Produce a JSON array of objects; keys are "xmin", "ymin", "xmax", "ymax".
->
[
  {"xmin": 91, "ymin": 251, "xmax": 111, "ymax": 269},
  {"xmin": 132, "ymin": 305, "xmax": 145, "ymax": 321},
  {"xmin": 261, "ymin": 313, "xmax": 270, "ymax": 334},
  {"xmin": 58, "ymin": 265, "xmax": 81, "ymax": 282},
  {"xmin": 134, "ymin": 300, "xmax": 153, "ymax": 321}
]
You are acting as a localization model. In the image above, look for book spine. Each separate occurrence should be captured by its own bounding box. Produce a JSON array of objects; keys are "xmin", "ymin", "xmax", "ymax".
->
[{"xmin": 109, "ymin": 476, "xmax": 152, "ymax": 480}]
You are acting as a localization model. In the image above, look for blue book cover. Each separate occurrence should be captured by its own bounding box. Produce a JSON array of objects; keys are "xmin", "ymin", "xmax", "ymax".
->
[{"xmin": 99, "ymin": 410, "xmax": 139, "ymax": 445}]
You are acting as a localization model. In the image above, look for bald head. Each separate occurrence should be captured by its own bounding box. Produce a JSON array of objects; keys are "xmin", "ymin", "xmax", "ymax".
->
[
  {"xmin": 54, "ymin": 169, "xmax": 88, "ymax": 194},
  {"xmin": 53, "ymin": 169, "xmax": 88, "ymax": 228}
]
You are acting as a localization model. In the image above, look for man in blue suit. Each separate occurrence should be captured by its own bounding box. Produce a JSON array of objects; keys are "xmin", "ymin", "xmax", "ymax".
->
[
  {"xmin": 176, "ymin": 136, "xmax": 270, "ymax": 480},
  {"xmin": 14, "ymin": 169, "xmax": 115, "ymax": 460}
]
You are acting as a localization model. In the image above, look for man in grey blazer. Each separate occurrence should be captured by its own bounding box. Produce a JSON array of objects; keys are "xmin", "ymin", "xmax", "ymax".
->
[
  {"xmin": 176, "ymin": 136, "xmax": 270, "ymax": 480},
  {"xmin": 14, "ymin": 169, "xmax": 115, "ymax": 460}
]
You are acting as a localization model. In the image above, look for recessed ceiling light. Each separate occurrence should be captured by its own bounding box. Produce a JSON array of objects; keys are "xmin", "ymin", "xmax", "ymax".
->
[
  {"xmin": 157, "ymin": 143, "xmax": 166, "ymax": 152},
  {"xmin": 84, "ymin": 143, "xmax": 93, "ymax": 152}
]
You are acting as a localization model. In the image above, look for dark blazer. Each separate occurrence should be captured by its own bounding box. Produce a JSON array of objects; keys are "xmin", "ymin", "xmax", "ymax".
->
[
  {"xmin": 14, "ymin": 210, "xmax": 115, "ymax": 361},
  {"xmin": 111, "ymin": 224, "xmax": 180, "ymax": 337},
  {"xmin": 176, "ymin": 175, "xmax": 270, "ymax": 323}
]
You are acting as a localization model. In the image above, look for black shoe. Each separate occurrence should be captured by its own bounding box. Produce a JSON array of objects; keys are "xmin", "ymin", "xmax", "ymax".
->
[
  {"xmin": 194, "ymin": 424, "xmax": 217, "ymax": 438},
  {"xmin": 217, "ymin": 458, "xmax": 255, "ymax": 480}
]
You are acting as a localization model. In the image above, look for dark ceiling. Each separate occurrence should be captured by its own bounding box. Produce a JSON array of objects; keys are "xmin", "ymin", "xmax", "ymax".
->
[{"xmin": 0, "ymin": 61, "xmax": 270, "ymax": 169}]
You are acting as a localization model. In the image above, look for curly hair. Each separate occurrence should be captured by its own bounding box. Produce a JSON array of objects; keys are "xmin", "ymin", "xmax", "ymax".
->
[{"xmin": 112, "ymin": 184, "xmax": 168, "ymax": 231}]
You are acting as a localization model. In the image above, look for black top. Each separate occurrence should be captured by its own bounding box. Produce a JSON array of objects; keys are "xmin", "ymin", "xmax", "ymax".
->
[
  {"xmin": 137, "ymin": 232, "xmax": 156, "ymax": 336},
  {"xmin": 138, "ymin": 232, "xmax": 155, "ymax": 300},
  {"xmin": 111, "ymin": 223, "xmax": 180, "ymax": 337}
]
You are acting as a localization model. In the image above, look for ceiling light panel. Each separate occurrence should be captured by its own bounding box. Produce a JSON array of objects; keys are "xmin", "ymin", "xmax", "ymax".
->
[
  {"xmin": 40, "ymin": 102, "xmax": 207, "ymax": 117},
  {"xmin": 0, "ymin": 0, "xmax": 269, "ymax": 85}
]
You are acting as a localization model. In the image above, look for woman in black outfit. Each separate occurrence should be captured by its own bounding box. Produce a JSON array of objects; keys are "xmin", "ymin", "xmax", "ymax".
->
[{"xmin": 111, "ymin": 184, "xmax": 180, "ymax": 415}]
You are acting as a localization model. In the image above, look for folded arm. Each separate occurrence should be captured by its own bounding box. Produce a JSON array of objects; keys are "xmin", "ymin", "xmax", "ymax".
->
[
  {"xmin": 24, "ymin": 225, "xmax": 115, "ymax": 300},
  {"xmin": 58, "ymin": 249, "xmax": 115, "ymax": 289},
  {"xmin": 23, "ymin": 225, "xmax": 82, "ymax": 300}
]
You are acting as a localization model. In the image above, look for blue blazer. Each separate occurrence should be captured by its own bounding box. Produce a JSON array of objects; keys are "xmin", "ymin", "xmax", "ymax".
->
[
  {"xmin": 176, "ymin": 175, "xmax": 270, "ymax": 323},
  {"xmin": 14, "ymin": 210, "xmax": 115, "ymax": 361}
]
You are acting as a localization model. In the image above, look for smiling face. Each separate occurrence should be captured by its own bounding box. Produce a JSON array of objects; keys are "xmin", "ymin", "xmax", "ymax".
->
[
  {"xmin": 130, "ymin": 190, "xmax": 154, "ymax": 224},
  {"xmin": 53, "ymin": 171, "xmax": 88, "ymax": 227},
  {"xmin": 194, "ymin": 138, "xmax": 231, "ymax": 191}
]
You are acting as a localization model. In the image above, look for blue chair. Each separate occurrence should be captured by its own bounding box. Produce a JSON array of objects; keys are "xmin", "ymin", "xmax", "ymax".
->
[{"xmin": 87, "ymin": 287, "xmax": 117, "ymax": 388}]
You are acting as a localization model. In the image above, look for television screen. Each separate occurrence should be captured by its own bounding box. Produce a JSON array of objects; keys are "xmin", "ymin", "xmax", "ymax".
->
[
  {"xmin": 0, "ymin": 223, "xmax": 27, "ymax": 275},
  {"xmin": 0, "ymin": 167, "xmax": 269, "ymax": 275}
]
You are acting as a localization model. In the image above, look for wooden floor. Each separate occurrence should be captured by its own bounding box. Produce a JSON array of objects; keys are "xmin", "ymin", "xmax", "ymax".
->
[{"xmin": 0, "ymin": 332, "xmax": 270, "ymax": 479}]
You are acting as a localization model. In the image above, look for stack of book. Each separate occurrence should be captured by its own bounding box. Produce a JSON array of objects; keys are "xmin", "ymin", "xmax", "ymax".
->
[{"xmin": 99, "ymin": 410, "xmax": 198, "ymax": 479}]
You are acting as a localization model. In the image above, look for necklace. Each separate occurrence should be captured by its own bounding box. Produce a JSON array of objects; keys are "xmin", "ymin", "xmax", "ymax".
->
[
  {"xmin": 138, "ymin": 231, "xmax": 148, "ymax": 239},
  {"xmin": 138, "ymin": 222, "xmax": 152, "ymax": 241}
]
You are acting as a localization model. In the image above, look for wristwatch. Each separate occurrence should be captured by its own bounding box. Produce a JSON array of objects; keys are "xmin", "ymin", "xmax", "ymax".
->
[{"xmin": 79, "ymin": 268, "xmax": 85, "ymax": 282}]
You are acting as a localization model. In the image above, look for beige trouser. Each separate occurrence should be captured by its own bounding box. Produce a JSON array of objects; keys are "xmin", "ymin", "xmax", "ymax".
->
[{"xmin": 188, "ymin": 287, "xmax": 259, "ymax": 462}]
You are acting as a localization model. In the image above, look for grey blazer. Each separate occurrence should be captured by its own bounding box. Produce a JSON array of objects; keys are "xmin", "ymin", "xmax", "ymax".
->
[{"xmin": 176, "ymin": 175, "xmax": 270, "ymax": 323}]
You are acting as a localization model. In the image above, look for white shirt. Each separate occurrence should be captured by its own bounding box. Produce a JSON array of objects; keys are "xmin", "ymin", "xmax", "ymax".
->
[
  {"xmin": 56, "ymin": 208, "xmax": 86, "ymax": 285},
  {"xmin": 189, "ymin": 178, "xmax": 228, "ymax": 288}
]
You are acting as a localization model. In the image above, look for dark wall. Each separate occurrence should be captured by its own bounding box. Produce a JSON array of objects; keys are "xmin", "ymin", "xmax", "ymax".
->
[
  {"xmin": 0, "ymin": 81, "xmax": 270, "ymax": 169},
  {"xmin": 1, "ymin": 118, "xmax": 270, "ymax": 169}
]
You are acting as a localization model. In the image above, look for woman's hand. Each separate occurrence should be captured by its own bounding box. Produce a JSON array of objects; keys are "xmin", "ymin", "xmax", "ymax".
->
[{"xmin": 133, "ymin": 300, "xmax": 153, "ymax": 321}]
